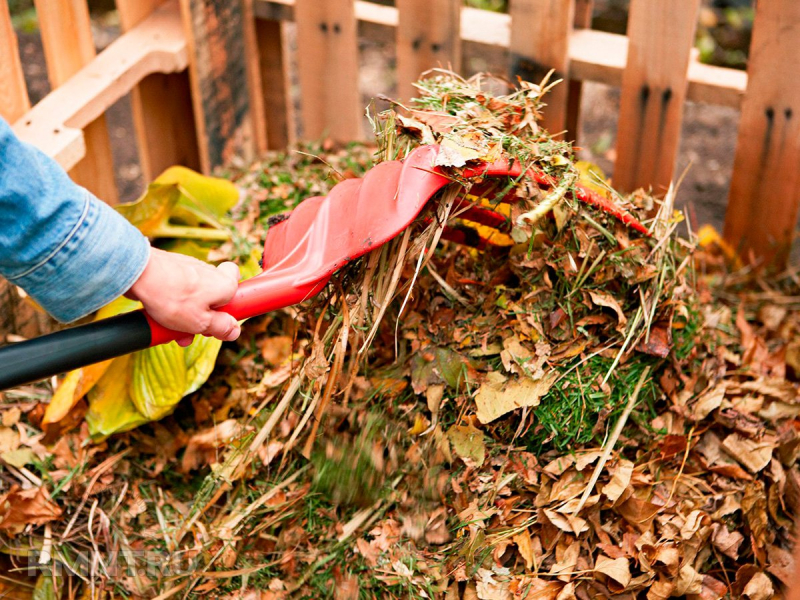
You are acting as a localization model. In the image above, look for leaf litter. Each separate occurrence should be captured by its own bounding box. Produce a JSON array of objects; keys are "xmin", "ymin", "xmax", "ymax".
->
[{"xmin": 0, "ymin": 72, "xmax": 797, "ymax": 598}]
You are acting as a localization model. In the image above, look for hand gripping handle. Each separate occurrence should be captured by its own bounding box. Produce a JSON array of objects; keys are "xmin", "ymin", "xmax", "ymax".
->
[{"xmin": 0, "ymin": 274, "xmax": 329, "ymax": 391}]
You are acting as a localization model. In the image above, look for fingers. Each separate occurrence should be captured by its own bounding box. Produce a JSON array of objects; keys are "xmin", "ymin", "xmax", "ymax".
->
[
  {"xmin": 209, "ymin": 261, "xmax": 241, "ymax": 307},
  {"xmin": 177, "ymin": 335, "xmax": 195, "ymax": 347},
  {"xmin": 202, "ymin": 310, "xmax": 241, "ymax": 342}
]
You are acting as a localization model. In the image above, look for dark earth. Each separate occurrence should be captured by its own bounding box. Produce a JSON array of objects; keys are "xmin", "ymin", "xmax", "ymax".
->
[{"xmin": 13, "ymin": 1, "xmax": 745, "ymax": 236}]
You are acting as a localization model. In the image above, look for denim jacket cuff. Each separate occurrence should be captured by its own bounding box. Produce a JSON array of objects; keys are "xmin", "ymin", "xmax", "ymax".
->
[{"xmin": 8, "ymin": 192, "xmax": 151, "ymax": 323}]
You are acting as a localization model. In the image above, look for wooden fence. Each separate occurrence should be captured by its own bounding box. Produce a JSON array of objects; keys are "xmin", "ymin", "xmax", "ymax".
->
[{"xmin": 1, "ymin": 0, "xmax": 799, "ymax": 336}]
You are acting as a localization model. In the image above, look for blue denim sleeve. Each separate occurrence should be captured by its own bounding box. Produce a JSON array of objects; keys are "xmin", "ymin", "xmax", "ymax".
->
[{"xmin": 0, "ymin": 118, "xmax": 150, "ymax": 323}]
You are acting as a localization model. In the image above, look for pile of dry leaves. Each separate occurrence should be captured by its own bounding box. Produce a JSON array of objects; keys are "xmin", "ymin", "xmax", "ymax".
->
[{"xmin": 0, "ymin": 73, "xmax": 796, "ymax": 600}]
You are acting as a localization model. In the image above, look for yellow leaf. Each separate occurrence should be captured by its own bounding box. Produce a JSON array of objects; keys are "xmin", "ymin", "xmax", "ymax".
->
[
  {"xmin": 697, "ymin": 224, "xmax": 742, "ymax": 268},
  {"xmin": 185, "ymin": 334, "xmax": 223, "ymax": 395},
  {"xmin": 43, "ymin": 361, "xmax": 112, "ymax": 425},
  {"xmin": 130, "ymin": 342, "xmax": 187, "ymax": 420},
  {"xmin": 447, "ymin": 422, "xmax": 486, "ymax": 467},
  {"xmin": 575, "ymin": 160, "xmax": 611, "ymax": 198},
  {"xmin": 85, "ymin": 356, "xmax": 149, "ymax": 440}
]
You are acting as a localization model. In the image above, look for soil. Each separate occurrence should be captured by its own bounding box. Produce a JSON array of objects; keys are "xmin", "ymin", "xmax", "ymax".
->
[{"xmin": 15, "ymin": 13, "xmax": 740, "ymax": 233}]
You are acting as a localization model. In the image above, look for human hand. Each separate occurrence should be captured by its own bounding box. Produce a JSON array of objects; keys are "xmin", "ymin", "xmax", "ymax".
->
[{"xmin": 126, "ymin": 247, "xmax": 241, "ymax": 347}]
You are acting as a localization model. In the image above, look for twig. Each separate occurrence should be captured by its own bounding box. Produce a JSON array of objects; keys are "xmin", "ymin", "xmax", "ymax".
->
[{"xmin": 571, "ymin": 366, "xmax": 650, "ymax": 516}]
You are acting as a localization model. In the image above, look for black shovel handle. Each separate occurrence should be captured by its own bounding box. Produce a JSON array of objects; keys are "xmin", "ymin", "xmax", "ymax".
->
[{"xmin": 0, "ymin": 310, "xmax": 153, "ymax": 391}]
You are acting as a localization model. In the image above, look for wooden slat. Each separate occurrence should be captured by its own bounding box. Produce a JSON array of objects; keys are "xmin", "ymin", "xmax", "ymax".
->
[
  {"xmin": 723, "ymin": 0, "xmax": 800, "ymax": 268},
  {"xmin": 179, "ymin": 0, "xmax": 261, "ymax": 172},
  {"xmin": 243, "ymin": 0, "xmax": 268, "ymax": 155},
  {"xmin": 509, "ymin": 0, "xmax": 574, "ymax": 135},
  {"xmin": 0, "ymin": 0, "xmax": 30, "ymax": 122},
  {"xmin": 35, "ymin": 0, "xmax": 118, "ymax": 203},
  {"xmin": 13, "ymin": 1, "xmax": 188, "ymax": 170},
  {"xmin": 396, "ymin": 0, "xmax": 461, "ymax": 102},
  {"xmin": 256, "ymin": 18, "xmax": 293, "ymax": 148},
  {"xmin": 613, "ymin": 0, "xmax": 699, "ymax": 194},
  {"xmin": 254, "ymin": 0, "xmax": 747, "ymax": 110},
  {"xmin": 294, "ymin": 0, "xmax": 361, "ymax": 142},
  {"xmin": 565, "ymin": 0, "xmax": 593, "ymax": 141},
  {"xmin": 118, "ymin": 0, "xmax": 200, "ymax": 181}
]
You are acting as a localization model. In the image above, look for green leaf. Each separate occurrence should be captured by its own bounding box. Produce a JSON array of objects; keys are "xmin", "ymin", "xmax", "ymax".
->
[
  {"xmin": 33, "ymin": 572, "xmax": 61, "ymax": 600},
  {"xmin": 131, "ymin": 343, "xmax": 187, "ymax": 420},
  {"xmin": 86, "ymin": 356, "xmax": 149, "ymax": 440}
]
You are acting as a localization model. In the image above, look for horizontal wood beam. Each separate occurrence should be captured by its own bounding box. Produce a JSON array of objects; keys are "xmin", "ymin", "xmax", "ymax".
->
[
  {"xmin": 253, "ymin": 0, "xmax": 746, "ymax": 109},
  {"xmin": 12, "ymin": 0, "xmax": 188, "ymax": 170}
]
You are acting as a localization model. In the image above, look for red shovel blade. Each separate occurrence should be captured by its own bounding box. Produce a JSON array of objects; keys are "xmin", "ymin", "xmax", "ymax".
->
[{"xmin": 148, "ymin": 144, "xmax": 648, "ymax": 345}]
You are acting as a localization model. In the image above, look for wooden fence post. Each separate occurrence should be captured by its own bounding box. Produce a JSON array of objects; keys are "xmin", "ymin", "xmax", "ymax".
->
[
  {"xmin": 396, "ymin": 0, "xmax": 461, "ymax": 102},
  {"xmin": 0, "ymin": 0, "xmax": 29, "ymax": 122},
  {"xmin": 35, "ymin": 0, "xmax": 118, "ymax": 204},
  {"xmin": 256, "ymin": 17, "xmax": 293, "ymax": 149},
  {"xmin": 179, "ymin": 0, "xmax": 265, "ymax": 172},
  {"xmin": 509, "ymin": 0, "xmax": 574, "ymax": 135},
  {"xmin": 117, "ymin": 0, "xmax": 201, "ymax": 182},
  {"xmin": 613, "ymin": 0, "xmax": 699, "ymax": 194},
  {"xmin": 565, "ymin": 0, "xmax": 593, "ymax": 142},
  {"xmin": 723, "ymin": 0, "xmax": 800, "ymax": 268},
  {"xmin": 295, "ymin": 0, "xmax": 361, "ymax": 142}
]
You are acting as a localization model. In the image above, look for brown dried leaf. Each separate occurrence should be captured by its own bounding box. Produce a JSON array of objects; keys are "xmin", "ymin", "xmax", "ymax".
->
[
  {"xmin": 594, "ymin": 555, "xmax": 632, "ymax": 591},
  {"xmin": 711, "ymin": 523, "xmax": 743, "ymax": 560},
  {"xmin": 588, "ymin": 291, "xmax": 628, "ymax": 331},
  {"xmin": 447, "ymin": 422, "xmax": 486, "ymax": 467},
  {"xmin": 691, "ymin": 384, "xmax": 726, "ymax": 421},
  {"xmin": 0, "ymin": 486, "xmax": 62, "ymax": 535},
  {"xmin": 674, "ymin": 564, "xmax": 704, "ymax": 596},
  {"xmin": 602, "ymin": 459, "xmax": 634, "ymax": 503},
  {"xmin": 474, "ymin": 371, "xmax": 556, "ymax": 424},
  {"xmin": 741, "ymin": 572, "xmax": 773, "ymax": 600},
  {"xmin": 513, "ymin": 528, "xmax": 536, "ymax": 570},
  {"xmin": 721, "ymin": 433, "xmax": 775, "ymax": 474}
]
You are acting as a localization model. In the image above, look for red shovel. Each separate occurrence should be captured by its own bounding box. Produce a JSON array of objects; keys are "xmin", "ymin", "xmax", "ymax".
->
[{"xmin": 0, "ymin": 145, "xmax": 647, "ymax": 390}]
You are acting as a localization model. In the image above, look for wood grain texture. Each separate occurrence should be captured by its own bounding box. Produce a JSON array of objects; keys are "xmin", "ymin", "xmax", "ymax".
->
[
  {"xmin": 35, "ymin": 0, "xmax": 118, "ymax": 203},
  {"xmin": 723, "ymin": 0, "xmax": 800, "ymax": 268},
  {"xmin": 565, "ymin": 0, "xmax": 593, "ymax": 141},
  {"xmin": 243, "ymin": 0, "xmax": 268, "ymax": 154},
  {"xmin": 180, "ymin": 0, "xmax": 258, "ymax": 172},
  {"xmin": 118, "ymin": 0, "xmax": 201, "ymax": 181},
  {"xmin": 13, "ymin": 1, "xmax": 188, "ymax": 170},
  {"xmin": 0, "ymin": 0, "xmax": 30, "ymax": 123},
  {"xmin": 294, "ymin": 0, "xmax": 361, "ymax": 142},
  {"xmin": 396, "ymin": 0, "xmax": 461, "ymax": 102},
  {"xmin": 254, "ymin": 0, "xmax": 747, "ymax": 109},
  {"xmin": 256, "ymin": 18, "xmax": 293, "ymax": 148},
  {"xmin": 509, "ymin": 0, "xmax": 574, "ymax": 135},
  {"xmin": 613, "ymin": 0, "xmax": 699, "ymax": 194}
]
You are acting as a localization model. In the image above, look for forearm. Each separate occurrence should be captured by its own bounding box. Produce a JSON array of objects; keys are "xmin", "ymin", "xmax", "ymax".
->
[{"xmin": 0, "ymin": 118, "xmax": 150, "ymax": 323}]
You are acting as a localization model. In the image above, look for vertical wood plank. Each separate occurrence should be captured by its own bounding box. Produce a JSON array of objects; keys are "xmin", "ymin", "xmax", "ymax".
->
[
  {"xmin": 0, "ymin": 0, "xmax": 30, "ymax": 123},
  {"xmin": 242, "ymin": 0, "xmax": 268, "ymax": 154},
  {"xmin": 35, "ymin": 0, "xmax": 118, "ymax": 203},
  {"xmin": 613, "ymin": 0, "xmax": 699, "ymax": 194},
  {"xmin": 565, "ymin": 0, "xmax": 593, "ymax": 141},
  {"xmin": 256, "ymin": 18, "xmax": 293, "ymax": 149},
  {"xmin": 118, "ymin": 0, "xmax": 201, "ymax": 182},
  {"xmin": 295, "ymin": 0, "xmax": 361, "ymax": 142},
  {"xmin": 509, "ymin": 0, "xmax": 574, "ymax": 135},
  {"xmin": 396, "ymin": 0, "xmax": 461, "ymax": 102},
  {"xmin": 179, "ymin": 0, "xmax": 260, "ymax": 172},
  {"xmin": 723, "ymin": 0, "xmax": 800, "ymax": 267}
]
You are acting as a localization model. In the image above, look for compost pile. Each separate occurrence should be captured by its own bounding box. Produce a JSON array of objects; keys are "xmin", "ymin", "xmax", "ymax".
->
[{"xmin": 0, "ymin": 73, "xmax": 797, "ymax": 599}]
